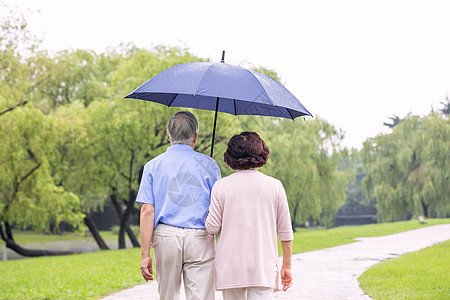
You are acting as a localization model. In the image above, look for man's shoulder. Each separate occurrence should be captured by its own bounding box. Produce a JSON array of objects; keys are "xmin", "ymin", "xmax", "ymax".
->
[
  {"xmin": 192, "ymin": 150, "xmax": 219, "ymax": 165},
  {"xmin": 144, "ymin": 152, "xmax": 167, "ymax": 168}
]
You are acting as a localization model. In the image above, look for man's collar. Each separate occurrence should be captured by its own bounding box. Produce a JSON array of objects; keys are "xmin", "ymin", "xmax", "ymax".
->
[{"xmin": 166, "ymin": 144, "xmax": 194, "ymax": 152}]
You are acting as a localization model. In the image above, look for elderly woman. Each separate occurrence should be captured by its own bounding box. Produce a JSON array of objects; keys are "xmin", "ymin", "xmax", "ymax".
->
[{"xmin": 205, "ymin": 132, "xmax": 294, "ymax": 300}]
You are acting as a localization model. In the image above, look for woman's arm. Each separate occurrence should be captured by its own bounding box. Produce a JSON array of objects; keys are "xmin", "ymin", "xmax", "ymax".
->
[
  {"xmin": 205, "ymin": 184, "xmax": 222, "ymax": 235},
  {"xmin": 276, "ymin": 180, "xmax": 294, "ymax": 241},
  {"xmin": 280, "ymin": 240, "xmax": 293, "ymax": 291},
  {"xmin": 276, "ymin": 180, "xmax": 294, "ymax": 291}
]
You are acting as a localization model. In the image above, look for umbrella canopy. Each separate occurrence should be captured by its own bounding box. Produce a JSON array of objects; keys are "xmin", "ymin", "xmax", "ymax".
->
[
  {"xmin": 125, "ymin": 62, "xmax": 312, "ymax": 119},
  {"xmin": 125, "ymin": 53, "xmax": 312, "ymax": 156}
]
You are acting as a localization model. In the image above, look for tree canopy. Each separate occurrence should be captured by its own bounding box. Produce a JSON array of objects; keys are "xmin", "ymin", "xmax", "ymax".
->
[{"xmin": 361, "ymin": 111, "xmax": 449, "ymax": 221}]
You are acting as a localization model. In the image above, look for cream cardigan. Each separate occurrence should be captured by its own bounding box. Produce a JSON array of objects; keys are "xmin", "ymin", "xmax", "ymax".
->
[{"xmin": 205, "ymin": 169, "xmax": 294, "ymax": 291}]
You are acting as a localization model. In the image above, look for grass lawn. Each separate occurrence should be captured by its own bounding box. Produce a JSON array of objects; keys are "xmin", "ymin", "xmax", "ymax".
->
[
  {"xmin": 0, "ymin": 248, "xmax": 146, "ymax": 300},
  {"xmin": 11, "ymin": 230, "xmax": 117, "ymax": 244},
  {"xmin": 1, "ymin": 218, "xmax": 449, "ymax": 299},
  {"xmin": 284, "ymin": 217, "xmax": 450, "ymax": 255},
  {"xmin": 359, "ymin": 239, "xmax": 450, "ymax": 300}
]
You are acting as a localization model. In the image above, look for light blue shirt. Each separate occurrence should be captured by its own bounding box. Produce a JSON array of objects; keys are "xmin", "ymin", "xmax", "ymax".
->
[{"xmin": 136, "ymin": 144, "xmax": 221, "ymax": 229}]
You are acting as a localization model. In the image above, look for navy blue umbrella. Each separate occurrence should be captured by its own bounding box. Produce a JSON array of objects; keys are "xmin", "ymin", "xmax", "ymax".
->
[{"xmin": 125, "ymin": 51, "xmax": 312, "ymax": 156}]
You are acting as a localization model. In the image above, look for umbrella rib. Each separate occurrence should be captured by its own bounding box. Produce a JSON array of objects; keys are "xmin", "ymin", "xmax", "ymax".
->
[
  {"xmin": 167, "ymin": 94, "xmax": 178, "ymax": 107},
  {"xmin": 286, "ymin": 108, "xmax": 295, "ymax": 120},
  {"xmin": 246, "ymin": 69, "xmax": 273, "ymax": 106}
]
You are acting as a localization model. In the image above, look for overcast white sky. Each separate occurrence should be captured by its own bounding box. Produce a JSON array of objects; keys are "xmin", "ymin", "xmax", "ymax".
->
[{"xmin": 6, "ymin": 0, "xmax": 450, "ymax": 149}]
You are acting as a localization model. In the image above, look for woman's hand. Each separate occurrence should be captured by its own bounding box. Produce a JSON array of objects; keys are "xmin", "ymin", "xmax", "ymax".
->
[{"xmin": 281, "ymin": 268, "xmax": 293, "ymax": 291}]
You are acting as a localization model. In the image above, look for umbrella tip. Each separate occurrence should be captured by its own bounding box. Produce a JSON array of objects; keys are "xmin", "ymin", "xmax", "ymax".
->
[{"xmin": 221, "ymin": 50, "xmax": 225, "ymax": 63}]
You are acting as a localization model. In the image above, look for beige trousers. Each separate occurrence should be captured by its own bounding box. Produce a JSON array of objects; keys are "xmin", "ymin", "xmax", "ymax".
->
[
  {"xmin": 152, "ymin": 224, "xmax": 215, "ymax": 300},
  {"xmin": 222, "ymin": 287, "xmax": 273, "ymax": 300}
]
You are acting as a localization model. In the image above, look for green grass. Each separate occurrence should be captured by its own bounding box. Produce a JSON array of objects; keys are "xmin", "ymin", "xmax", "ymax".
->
[
  {"xmin": 284, "ymin": 218, "xmax": 450, "ymax": 255},
  {"xmin": 359, "ymin": 239, "xmax": 450, "ymax": 300},
  {"xmin": 1, "ymin": 219, "xmax": 449, "ymax": 299},
  {"xmin": 11, "ymin": 230, "xmax": 117, "ymax": 244},
  {"xmin": 0, "ymin": 248, "xmax": 148, "ymax": 300}
]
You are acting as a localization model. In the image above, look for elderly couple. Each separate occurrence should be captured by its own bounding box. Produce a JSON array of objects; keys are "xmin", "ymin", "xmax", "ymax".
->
[{"xmin": 138, "ymin": 111, "xmax": 293, "ymax": 300}]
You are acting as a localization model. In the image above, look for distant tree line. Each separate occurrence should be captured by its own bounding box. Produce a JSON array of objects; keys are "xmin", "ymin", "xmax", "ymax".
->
[
  {"xmin": 0, "ymin": 3, "xmax": 350, "ymax": 256},
  {"xmin": 341, "ymin": 102, "xmax": 449, "ymax": 223}
]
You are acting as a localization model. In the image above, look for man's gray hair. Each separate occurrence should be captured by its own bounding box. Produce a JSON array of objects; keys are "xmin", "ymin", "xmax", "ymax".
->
[{"xmin": 167, "ymin": 111, "xmax": 199, "ymax": 145}]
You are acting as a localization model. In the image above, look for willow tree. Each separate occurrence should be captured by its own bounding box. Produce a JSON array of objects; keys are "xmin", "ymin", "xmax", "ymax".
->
[
  {"xmin": 45, "ymin": 101, "xmax": 114, "ymax": 249},
  {"xmin": 0, "ymin": 105, "xmax": 84, "ymax": 256},
  {"xmin": 361, "ymin": 112, "xmax": 449, "ymax": 221},
  {"xmin": 0, "ymin": 5, "xmax": 85, "ymax": 256},
  {"xmin": 256, "ymin": 117, "xmax": 350, "ymax": 228},
  {"xmin": 32, "ymin": 48, "xmax": 124, "ymax": 111}
]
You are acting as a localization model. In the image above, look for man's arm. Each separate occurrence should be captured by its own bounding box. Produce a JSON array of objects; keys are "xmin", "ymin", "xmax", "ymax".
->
[
  {"xmin": 280, "ymin": 240, "xmax": 293, "ymax": 291},
  {"xmin": 140, "ymin": 204, "xmax": 155, "ymax": 282}
]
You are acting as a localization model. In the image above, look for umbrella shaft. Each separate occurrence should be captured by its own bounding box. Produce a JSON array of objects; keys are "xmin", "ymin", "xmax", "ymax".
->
[{"xmin": 210, "ymin": 98, "xmax": 219, "ymax": 157}]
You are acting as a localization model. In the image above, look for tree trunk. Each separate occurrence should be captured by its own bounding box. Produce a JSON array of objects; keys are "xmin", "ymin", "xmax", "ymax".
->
[
  {"xmin": 83, "ymin": 215, "xmax": 109, "ymax": 250},
  {"xmin": 0, "ymin": 222, "xmax": 73, "ymax": 257},
  {"xmin": 291, "ymin": 202, "xmax": 299, "ymax": 232},
  {"xmin": 118, "ymin": 190, "xmax": 139, "ymax": 249},
  {"xmin": 110, "ymin": 192, "xmax": 140, "ymax": 249},
  {"xmin": 131, "ymin": 206, "xmax": 140, "ymax": 224},
  {"xmin": 421, "ymin": 200, "xmax": 429, "ymax": 218}
]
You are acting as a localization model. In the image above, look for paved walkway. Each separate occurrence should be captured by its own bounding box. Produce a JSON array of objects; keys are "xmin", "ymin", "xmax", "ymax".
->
[{"xmin": 102, "ymin": 224, "xmax": 450, "ymax": 300}]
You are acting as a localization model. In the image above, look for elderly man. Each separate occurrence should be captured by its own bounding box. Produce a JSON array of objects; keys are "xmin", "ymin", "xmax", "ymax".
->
[{"xmin": 137, "ymin": 111, "xmax": 221, "ymax": 300}]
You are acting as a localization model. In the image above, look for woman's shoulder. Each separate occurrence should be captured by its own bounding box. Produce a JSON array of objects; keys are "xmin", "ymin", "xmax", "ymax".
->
[
  {"xmin": 253, "ymin": 173, "xmax": 286, "ymax": 194},
  {"xmin": 221, "ymin": 170, "xmax": 282, "ymax": 185},
  {"xmin": 256, "ymin": 171, "xmax": 282, "ymax": 183}
]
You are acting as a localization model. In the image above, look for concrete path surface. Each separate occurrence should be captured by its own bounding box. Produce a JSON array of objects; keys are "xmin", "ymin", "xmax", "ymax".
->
[{"xmin": 101, "ymin": 224, "xmax": 450, "ymax": 300}]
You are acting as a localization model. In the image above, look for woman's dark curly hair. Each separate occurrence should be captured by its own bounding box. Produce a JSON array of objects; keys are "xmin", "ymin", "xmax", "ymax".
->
[{"xmin": 224, "ymin": 132, "xmax": 270, "ymax": 170}]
